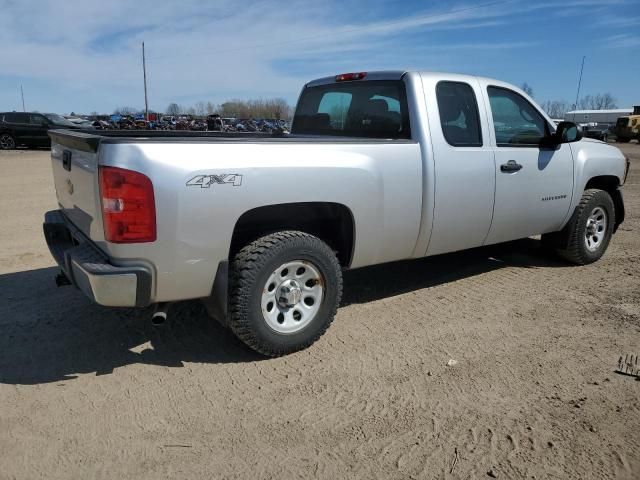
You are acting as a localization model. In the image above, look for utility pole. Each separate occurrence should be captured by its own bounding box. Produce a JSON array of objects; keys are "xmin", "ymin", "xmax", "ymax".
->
[
  {"xmin": 573, "ymin": 56, "xmax": 585, "ymax": 121},
  {"xmin": 20, "ymin": 85, "xmax": 25, "ymax": 112},
  {"xmin": 142, "ymin": 42, "xmax": 149, "ymax": 121}
]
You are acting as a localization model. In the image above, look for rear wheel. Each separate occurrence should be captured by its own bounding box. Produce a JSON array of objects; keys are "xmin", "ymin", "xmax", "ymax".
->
[
  {"xmin": 552, "ymin": 189, "xmax": 615, "ymax": 265},
  {"xmin": 0, "ymin": 133, "xmax": 16, "ymax": 150},
  {"xmin": 228, "ymin": 231, "xmax": 342, "ymax": 356}
]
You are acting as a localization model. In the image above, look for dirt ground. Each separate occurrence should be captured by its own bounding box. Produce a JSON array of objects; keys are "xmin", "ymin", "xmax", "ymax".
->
[{"xmin": 0, "ymin": 144, "xmax": 638, "ymax": 480}]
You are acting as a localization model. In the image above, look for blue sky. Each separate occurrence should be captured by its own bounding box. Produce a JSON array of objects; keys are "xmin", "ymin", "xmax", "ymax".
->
[{"xmin": 0, "ymin": 0, "xmax": 638, "ymax": 114}]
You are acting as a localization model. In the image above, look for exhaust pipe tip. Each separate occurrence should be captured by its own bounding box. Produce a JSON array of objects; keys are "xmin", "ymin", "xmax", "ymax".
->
[
  {"xmin": 151, "ymin": 302, "xmax": 171, "ymax": 326},
  {"xmin": 151, "ymin": 311, "xmax": 167, "ymax": 326}
]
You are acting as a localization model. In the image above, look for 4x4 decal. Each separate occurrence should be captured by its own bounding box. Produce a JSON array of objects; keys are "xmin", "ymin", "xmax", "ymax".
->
[{"xmin": 186, "ymin": 174, "xmax": 243, "ymax": 188}]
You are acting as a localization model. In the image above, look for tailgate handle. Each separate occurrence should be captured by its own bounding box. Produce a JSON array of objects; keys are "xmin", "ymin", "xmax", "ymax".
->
[{"xmin": 62, "ymin": 150, "xmax": 72, "ymax": 172}]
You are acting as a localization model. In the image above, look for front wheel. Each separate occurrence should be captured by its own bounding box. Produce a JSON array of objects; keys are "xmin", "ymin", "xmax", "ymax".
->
[
  {"xmin": 0, "ymin": 133, "xmax": 16, "ymax": 150},
  {"xmin": 552, "ymin": 189, "xmax": 615, "ymax": 265},
  {"xmin": 228, "ymin": 231, "xmax": 343, "ymax": 356}
]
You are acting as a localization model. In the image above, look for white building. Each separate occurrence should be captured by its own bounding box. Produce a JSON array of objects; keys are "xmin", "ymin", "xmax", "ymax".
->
[{"xmin": 564, "ymin": 108, "xmax": 632, "ymax": 125}]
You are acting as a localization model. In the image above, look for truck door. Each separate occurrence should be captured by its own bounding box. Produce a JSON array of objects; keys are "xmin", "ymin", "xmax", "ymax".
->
[
  {"xmin": 6, "ymin": 112, "xmax": 32, "ymax": 143},
  {"xmin": 29, "ymin": 114, "xmax": 51, "ymax": 145},
  {"xmin": 482, "ymin": 85, "xmax": 574, "ymax": 245},
  {"xmin": 424, "ymin": 78, "xmax": 496, "ymax": 256}
]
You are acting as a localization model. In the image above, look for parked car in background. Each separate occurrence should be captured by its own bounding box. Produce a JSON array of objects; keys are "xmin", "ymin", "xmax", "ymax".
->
[
  {"xmin": 65, "ymin": 116, "xmax": 95, "ymax": 129},
  {"xmin": 0, "ymin": 112, "xmax": 80, "ymax": 149},
  {"xmin": 581, "ymin": 123, "xmax": 610, "ymax": 142},
  {"xmin": 206, "ymin": 114, "xmax": 225, "ymax": 131}
]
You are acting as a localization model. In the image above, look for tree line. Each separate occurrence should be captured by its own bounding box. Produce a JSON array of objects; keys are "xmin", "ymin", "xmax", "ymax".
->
[
  {"xmin": 113, "ymin": 97, "xmax": 292, "ymax": 119},
  {"xmin": 113, "ymin": 87, "xmax": 620, "ymax": 121},
  {"xmin": 540, "ymin": 94, "xmax": 618, "ymax": 118},
  {"xmin": 520, "ymin": 83, "xmax": 619, "ymax": 119}
]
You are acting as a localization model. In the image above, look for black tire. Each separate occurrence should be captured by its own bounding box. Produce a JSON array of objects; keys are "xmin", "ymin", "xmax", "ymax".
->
[
  {"xmin": 616, "ymin": 137, "xmax": 630, "ymax": 143},
  {"xmin": 554, "ymin": 189, "xmax": 615, "ymax": 265},
  {"xmin": 0, "ymin": 133, "xmax": 16, "ymax": 150},
  {"xmin": 228, "ymin": 231, "xmax": 342, "ymax": 356}
]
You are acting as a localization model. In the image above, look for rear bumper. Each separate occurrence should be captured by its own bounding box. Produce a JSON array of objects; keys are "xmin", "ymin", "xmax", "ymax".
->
[{"xmin": 43, "ymin": 210, "xmax": 152, "ymax": 307}]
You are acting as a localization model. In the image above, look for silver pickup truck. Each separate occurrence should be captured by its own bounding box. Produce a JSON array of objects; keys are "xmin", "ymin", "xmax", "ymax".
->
[{"xmin": 44, "ymin": 70, "xmax": 630, "ymax": 356}]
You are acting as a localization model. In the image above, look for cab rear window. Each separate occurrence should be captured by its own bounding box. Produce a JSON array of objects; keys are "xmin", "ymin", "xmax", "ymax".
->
[{"xmin": 292, "ymin": 80, "xmax": 411, "ymax": 139}]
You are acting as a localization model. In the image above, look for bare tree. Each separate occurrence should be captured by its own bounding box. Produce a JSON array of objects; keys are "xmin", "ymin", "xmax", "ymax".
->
[
  {"xmin": 166, "ymin": 103, "xmax": 182, "ymax": 116},
  {"xmin": 541, "ymin": 100, "xmax": 569, "ymax": 119},
  {"xmin": 216, "ymin": 98, "xmax": 292, "ymax": 119},
  {"xmin": 194, "ymin": 101, "xmax": 207, "ymax": 116},
  {"xmin": 578, "ymin": 93, "xmax": 617, "ymax": 110},
  {"xmin": 266, "ymin": 98, "xmax": 291, "ymax": 119},
  {"xmin": 219, "ymin": 100, "xmax": 250, "ymax": 118},
  {"xmin": 206, "ymin": 102, "xmax": 217, "ymax": 115},
  {"xmin": 592, "ymin": 93, "xmax": 617, "ymax": 109},
  {"xmin": 521, "ymin": 82, "xmax": 534, "ymax": 98},
  {"xmin": 578, "ymin": 95, "xmax": 592, "ymax": 110}
]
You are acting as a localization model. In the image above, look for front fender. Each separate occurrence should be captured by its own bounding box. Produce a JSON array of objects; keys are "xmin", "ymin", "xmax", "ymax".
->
[{"xmin": 563, "ymin": 140, "xmax": 627, "ymax": 229}]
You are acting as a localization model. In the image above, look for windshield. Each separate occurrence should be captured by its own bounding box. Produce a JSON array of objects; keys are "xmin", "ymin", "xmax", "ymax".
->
[
  {"xmin": 44, "ymin": 114, "xmax": 76, "ymax": 127},
  {"xmin": 292, "ymin": 80, "xmax": 411, "ymax": 139}
]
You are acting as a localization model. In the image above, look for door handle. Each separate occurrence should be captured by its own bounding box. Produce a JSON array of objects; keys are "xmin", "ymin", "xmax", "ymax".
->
[{"xmin": 500, "ymin": 160, "xmax": 522, "ymax": 173}]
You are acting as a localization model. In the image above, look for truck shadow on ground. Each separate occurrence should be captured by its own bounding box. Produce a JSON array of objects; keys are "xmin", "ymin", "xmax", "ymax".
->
[{"xmin": 0, "ymin": 238, "xmax": 568, "ymax": 385}]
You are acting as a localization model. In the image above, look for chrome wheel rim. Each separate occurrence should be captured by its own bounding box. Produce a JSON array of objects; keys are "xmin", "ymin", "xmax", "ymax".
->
[
  {"xmin": 584, "ymin": 207, "xmax": 607, "ymax": 252},
  {"xmin": 0, "ymin": 134, "xmax": 15, "ymax": 149},
  {"xmin": 261, "ymin": 260, "xmax": 324, "ymax": 334}
]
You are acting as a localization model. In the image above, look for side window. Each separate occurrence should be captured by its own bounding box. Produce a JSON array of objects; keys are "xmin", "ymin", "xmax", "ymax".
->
[
  {"xmin": 30, "ymin": 114, "xmax": 46, "ymax": 125},
  {"xmin": 487, "ymin": 86, "xmax": 549, "ymax": 146},
  {"xmin": 436, "ymin": 81, "xmax": 482, "ymax": 147},
  {"xmin": 4, "ymin": 112, "xmax": 28, "ymax": 123},
  {"xmin": 318, "ymin": 92, "xmax": 352, "ymax": 130}
]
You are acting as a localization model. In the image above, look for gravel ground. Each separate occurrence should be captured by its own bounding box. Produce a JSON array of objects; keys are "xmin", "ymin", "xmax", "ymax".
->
[{"xmin": 0, "ymin": 144, "xmax": 638, "ymax": 480}]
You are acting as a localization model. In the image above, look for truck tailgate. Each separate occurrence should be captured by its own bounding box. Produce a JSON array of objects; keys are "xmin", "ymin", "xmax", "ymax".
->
[{"xmin": 49, "ymin": 130, "xmax": 102, "ymax": 239}]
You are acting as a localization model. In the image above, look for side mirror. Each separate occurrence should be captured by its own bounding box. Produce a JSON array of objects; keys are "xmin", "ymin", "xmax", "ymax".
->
[{"xmin": 555, "ymin": 121, "xmax": 582, "ymax": 143}]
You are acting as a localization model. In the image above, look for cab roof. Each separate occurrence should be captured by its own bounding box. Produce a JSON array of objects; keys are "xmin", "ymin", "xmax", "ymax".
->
[{"xmin": 305, "ymin": 70, "xmax": 502, "ymax": 88}]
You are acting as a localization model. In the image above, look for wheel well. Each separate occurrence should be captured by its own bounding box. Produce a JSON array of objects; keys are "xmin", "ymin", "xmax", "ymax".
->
[
  {"xmin": 229, "ymin": 202, "xmax": 355, "ymax": 267},
  {"xmin": 584, "ymin": 175, "xmax": 624, "ymax": 230},
  {"xmin": 585, "ymin": 175, "xmax": 619, "ymax": 192}
]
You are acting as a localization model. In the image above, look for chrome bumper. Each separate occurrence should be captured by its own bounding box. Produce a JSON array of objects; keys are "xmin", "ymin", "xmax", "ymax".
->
[{"xmin": 43, "ymin": 210, "xmax": 152, "ymax": 307}]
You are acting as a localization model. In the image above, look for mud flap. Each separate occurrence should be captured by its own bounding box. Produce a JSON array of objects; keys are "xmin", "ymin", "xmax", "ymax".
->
[{"xmin": 202, "ymin": 261, "xmax": 229, "ymax": 328}]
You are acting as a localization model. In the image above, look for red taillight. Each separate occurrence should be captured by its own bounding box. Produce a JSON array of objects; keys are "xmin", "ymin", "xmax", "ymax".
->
[
  {"xmin": 99, "ymin": 166, "xmax": 156, "ymax": 243},
  {"xmin": 335, "ymin": 72, "xmax": 367, "ymax": 82}
]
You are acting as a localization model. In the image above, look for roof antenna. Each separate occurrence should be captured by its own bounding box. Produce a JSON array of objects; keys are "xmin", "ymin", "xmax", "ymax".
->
[{"xmin": 573, "ymin": 56, "xmax": 585, "ymax": 122}]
